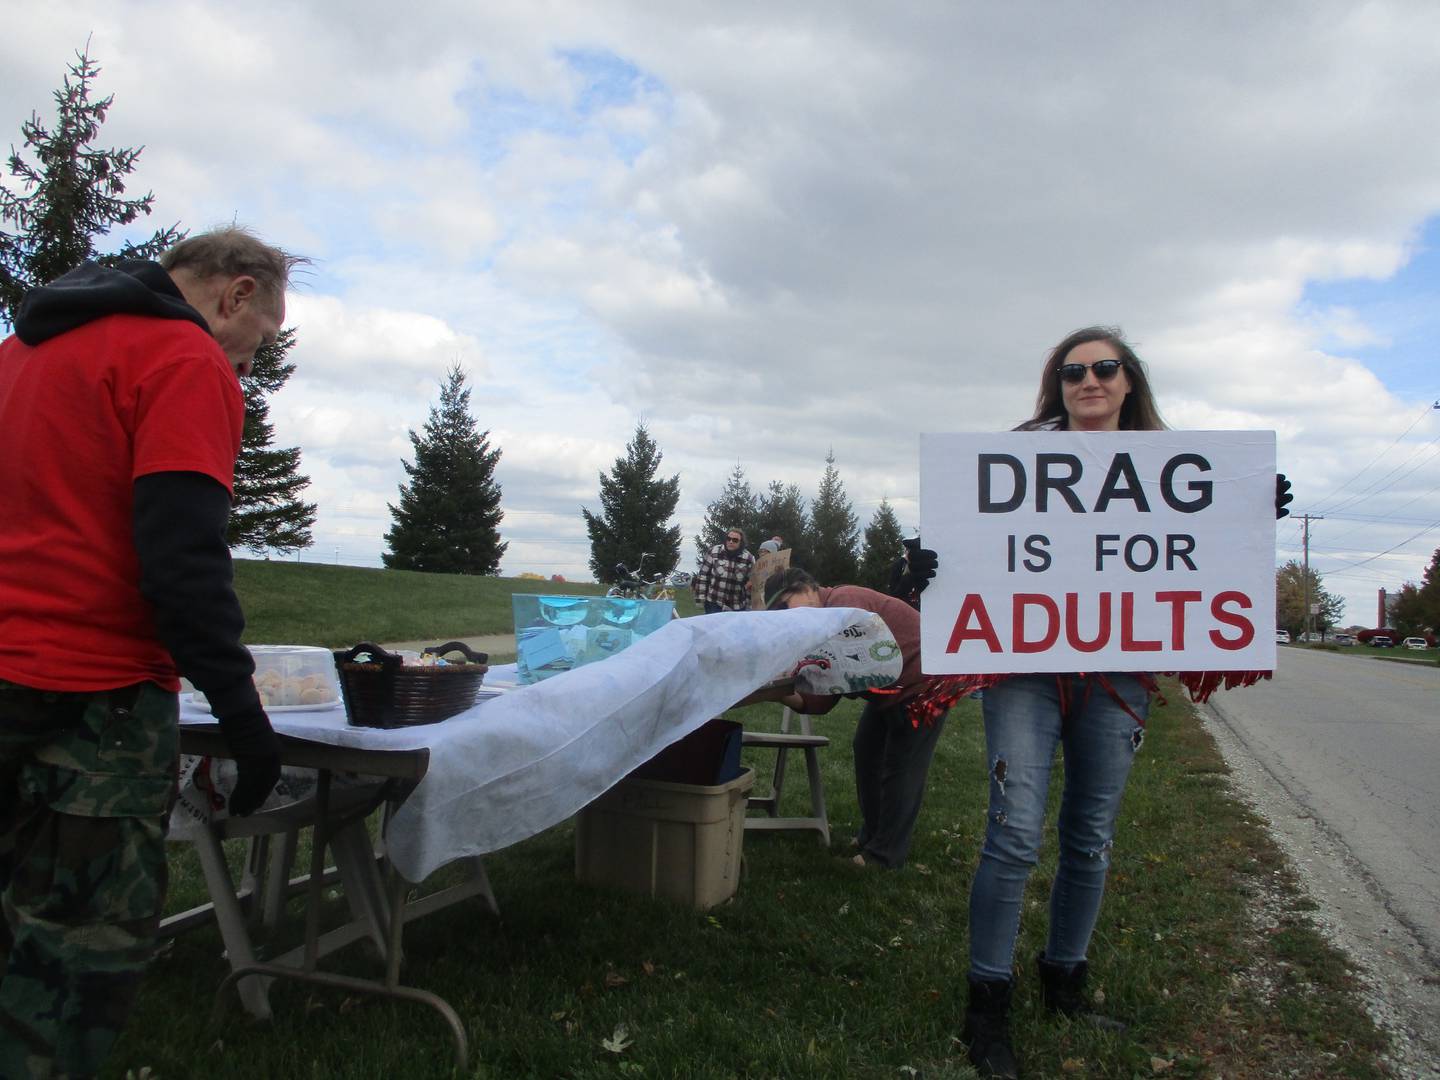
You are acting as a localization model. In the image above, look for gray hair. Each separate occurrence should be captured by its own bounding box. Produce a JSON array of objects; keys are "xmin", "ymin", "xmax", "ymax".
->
[{"xmin": 160, "ymin": 226, "xmax": 308, "ymax": 309}]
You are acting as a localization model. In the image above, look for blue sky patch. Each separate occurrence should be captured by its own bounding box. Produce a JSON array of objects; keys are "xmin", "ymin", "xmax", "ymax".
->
[{"xmin": 1298, "ymin": 215, "xmax": 1440, "ymax": 400}]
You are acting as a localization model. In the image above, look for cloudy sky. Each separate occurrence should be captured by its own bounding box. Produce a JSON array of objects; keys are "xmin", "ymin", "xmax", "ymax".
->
[{"xmin": 5, "ymin": 1, "xmax": 1439, "ymax": 625}]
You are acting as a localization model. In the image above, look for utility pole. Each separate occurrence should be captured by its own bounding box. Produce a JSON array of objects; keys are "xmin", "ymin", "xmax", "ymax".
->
[{"xmin": 1299, "ymin": 513, "xmax": 1324, "ymax": 640}]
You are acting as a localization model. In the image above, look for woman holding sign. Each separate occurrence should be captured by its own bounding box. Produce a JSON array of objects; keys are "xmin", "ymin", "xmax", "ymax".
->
[{"xmin": 960, "ymin": 326, "xmax": 1291, "ymax": 1079}]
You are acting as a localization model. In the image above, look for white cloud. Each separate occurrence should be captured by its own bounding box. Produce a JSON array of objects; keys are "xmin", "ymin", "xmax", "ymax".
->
[{"xmin": 7, "ymin": 1, "xmax": 1440, "ymax": 621}]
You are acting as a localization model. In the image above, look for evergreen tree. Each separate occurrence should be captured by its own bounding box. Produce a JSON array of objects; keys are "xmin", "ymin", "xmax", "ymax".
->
[
  {"xmin": 1, "ymin": 47, "xmax": 182, "ymax": 328},
  {"xmin": 384, "ymin": 365, "xmax": 506, "ymax": 575},
  {"xmin": 229, "ymin": 327, "xmax": 316, "ymax": 553},
  {"xmin": 696, "ymin": 464, "xmax": 760, "ymax": 559},
  {"xmin": 583, "ymin": 423, "xmax": 682, "ymax": 584},
  {"xmin": 1274, "ymin": 559, "xmax": 1344, "ymax": 636},
  {"xmin": 808, "ymin": 451, "xmax": 860, "ymax": 586},
  {"xmin": 756, "ymin": 480, "xmax": 811, "ymax": 566},
  {"xmin": 858, "ymin": 499, "xmax": 905, "ymax": 591}
]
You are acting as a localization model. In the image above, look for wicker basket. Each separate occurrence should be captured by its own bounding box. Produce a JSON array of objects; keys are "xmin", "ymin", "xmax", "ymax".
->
[{"xmin": 334, "ymin": 641, "xmax": 490, "ymax": 729}]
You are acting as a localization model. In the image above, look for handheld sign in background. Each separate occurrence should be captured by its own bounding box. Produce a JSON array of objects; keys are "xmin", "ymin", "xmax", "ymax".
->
[{"xmin": 919, "ymin": 431, "xmax": 1277, "ymax": 675}]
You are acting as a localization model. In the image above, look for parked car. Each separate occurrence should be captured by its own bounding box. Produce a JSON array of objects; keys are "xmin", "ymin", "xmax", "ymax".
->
[
  {"xmin": 1299, "ymin": 632, "xmax": 1324, "ymax": 643},
  {"xmin": 1402, "ymin": 637, "xmax": 1429, "ymax": 650},
  {"xmin": 1331, "ymin": 633, "xmax": 1356, "ymax": 646},
  {"xmin": 1275, "ymin": 629, "xmax": 1291, "ymax": 644},
  {"xmin": 1371, "ymin": 635, "xmax": 1394, "ymax": 648}
]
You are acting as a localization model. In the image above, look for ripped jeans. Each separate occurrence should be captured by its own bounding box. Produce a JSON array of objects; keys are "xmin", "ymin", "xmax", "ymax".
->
[{"xmin": 967, "ymin": 673, "xmax": 1148, "ymax": 982}]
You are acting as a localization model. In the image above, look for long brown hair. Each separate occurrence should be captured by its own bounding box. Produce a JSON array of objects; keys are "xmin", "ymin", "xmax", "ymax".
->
[{"xmin": 1016, "ymin": 325, "xmax": 1167, "ymax": 432}]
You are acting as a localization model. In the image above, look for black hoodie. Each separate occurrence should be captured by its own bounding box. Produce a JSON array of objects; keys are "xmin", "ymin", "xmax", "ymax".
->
[
  {"xmin": 7, "ymin": 262, "xmax": 268, "ymax": 731},
  {"xmin": 14, "ymin": 259, "xmax": 211, "ymax": 345}
]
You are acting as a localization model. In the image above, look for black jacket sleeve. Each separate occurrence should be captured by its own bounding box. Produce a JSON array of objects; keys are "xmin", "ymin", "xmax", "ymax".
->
[{"xmin": 132, "ymin": 470, "xmax": 261, "ymax": 721}]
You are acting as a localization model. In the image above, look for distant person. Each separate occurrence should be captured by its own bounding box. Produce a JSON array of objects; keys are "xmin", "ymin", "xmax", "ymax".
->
[
  {"xmin": 758, "ymin": 535, "xmax": 783, "ymax": 555},
  {"xmin": 691, "ymin": 527, "xmax": 756, "ymax": 614},
  {"xmin": 762, "ymin": 567, "xmax": 967, "ymax": 870},
  {"xmin": 0, "ymin": 227, "xmax": 305, "ymax": 1077}
]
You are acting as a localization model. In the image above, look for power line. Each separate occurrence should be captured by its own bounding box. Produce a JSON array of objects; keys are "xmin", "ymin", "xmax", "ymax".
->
[
  {"xmin": 1318, "ymin": 517, "xmax": 1440, "ymax": 577},
  {"xmin": 1310, "ymin": 400, "xmax": 1439, "ymax": 515},
  {"xmin": 1312, "ymin": 434, "xmax": 1440, "ymax": 520}
]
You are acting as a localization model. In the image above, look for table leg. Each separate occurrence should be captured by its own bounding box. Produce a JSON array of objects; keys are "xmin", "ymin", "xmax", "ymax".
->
[{"xmin": 209, "ymin": 770, "xmax": 470, "ymax": 1071}]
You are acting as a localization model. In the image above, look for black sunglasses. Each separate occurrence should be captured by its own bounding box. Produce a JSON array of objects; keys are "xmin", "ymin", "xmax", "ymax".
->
[
  {"xmin": 726, "ymin": 535, "xmax": 742, "ymax": 542},
  {"xmin": 1057, "ymin": 359, "xmax": 1125, "ymax": 384}
]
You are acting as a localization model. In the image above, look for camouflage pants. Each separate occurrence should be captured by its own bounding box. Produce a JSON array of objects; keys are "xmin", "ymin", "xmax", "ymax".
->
[{"xmin": 0, "ymin": 680, "xmax": 178, "ymax": 1080}]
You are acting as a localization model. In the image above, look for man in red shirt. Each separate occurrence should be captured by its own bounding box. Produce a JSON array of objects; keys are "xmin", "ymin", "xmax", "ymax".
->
[{"xmin": 0, "ymin": 227, "xmax": 304, "ymax": 1077}]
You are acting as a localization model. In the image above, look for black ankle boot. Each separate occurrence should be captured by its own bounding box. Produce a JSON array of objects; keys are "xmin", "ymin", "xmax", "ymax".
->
[
  {"xmin": 1036, "ymin": 952, "xmax": 1126, "ymax": 1032},
  {"xmin": 962, "ymin": 977, "xmax": 1019, "ymax": 1079}
]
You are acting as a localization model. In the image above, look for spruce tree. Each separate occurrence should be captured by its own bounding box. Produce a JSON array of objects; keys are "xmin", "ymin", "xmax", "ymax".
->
[
  {"xmin": 756, "ymin": 480, "xmax": 811, "ymax": 567},
  {"xmin": 808, "ymin": 451, "xmax": 860, "ymax": 586},
  {"xmin": 696, "ymin": 464, "xmax": 760, "ymax": 559},
  {"xmin": 229, "ymin": 327, "xmax": 317, "ymax": 553},
  {"xmin": 582, "ymin": 423, "xmax": 683, "ymax": 584},
  {"xmin": 1, "ymin": 47, "xmax": 182, "ymax": 328},
  {"xmin": 384, "ymin": 365, "xmax": 507, "ymax": 575},
  {"xmin": 858, "ymin": 499, "xmax": 905, "ymax": 591}
]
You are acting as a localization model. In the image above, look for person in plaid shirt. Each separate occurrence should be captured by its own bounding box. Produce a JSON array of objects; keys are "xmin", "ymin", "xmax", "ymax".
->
[{"xmin": 691, "ymin": 527, "xmax": 756, "ymax": 613}]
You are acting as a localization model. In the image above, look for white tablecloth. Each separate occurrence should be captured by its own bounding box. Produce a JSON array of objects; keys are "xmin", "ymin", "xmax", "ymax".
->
[{"xmin": 180, "ymin": 607, "xmax": 886, "ymax": 881}]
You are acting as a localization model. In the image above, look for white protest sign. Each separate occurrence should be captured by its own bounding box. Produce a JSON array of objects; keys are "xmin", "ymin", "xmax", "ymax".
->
[{"xmin": 919, "ymin": 431, "xmax": 1277, "ymax": 674}]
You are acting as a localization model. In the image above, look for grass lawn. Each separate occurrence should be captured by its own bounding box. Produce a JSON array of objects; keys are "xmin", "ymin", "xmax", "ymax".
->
[
  {"xmin": 233, "ymin": 560, "xmax": 700, "ymax": 646},
  {"xmin": 111, "ymin": 681, "xmax": 1389, "ymax": 1076}
]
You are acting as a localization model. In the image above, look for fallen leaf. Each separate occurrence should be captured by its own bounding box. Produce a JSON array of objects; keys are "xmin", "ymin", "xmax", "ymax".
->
[
  {"xmin": 604, "ymin": 970, "xmax": 628, "ymax": 989},
  {"xmin": 550, "ymin": 1010, "xmax": 568, "ymax": 1021},
  {"xmin": 641, "ymin": 960, "xmax": 656, "ymax": 976},
  {"xmin": 1151, "ymin": 1056, "xmax": 1175, "ymax": 1073},
  {"xmin": 1062, "ymin": 1058, "xmax": 1086, "ymax": 1073},
  {"xmin": 602, "ymin": 1023, "xmax": 633, "ymax": 1054}
]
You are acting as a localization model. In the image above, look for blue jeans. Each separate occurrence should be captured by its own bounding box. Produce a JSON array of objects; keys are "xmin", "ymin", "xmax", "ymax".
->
[{"xmin": 967, "ymin": 673, "xmax": 1148, "ymax": 981}]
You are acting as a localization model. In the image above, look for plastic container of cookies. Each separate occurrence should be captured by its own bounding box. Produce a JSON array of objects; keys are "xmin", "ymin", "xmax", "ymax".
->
[{"xmin": 193, "ymin": 644, "xmax": 343, "ymax": 713}]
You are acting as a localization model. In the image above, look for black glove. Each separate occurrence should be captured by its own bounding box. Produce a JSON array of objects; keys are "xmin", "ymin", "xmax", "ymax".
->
[
  {"xmin": 216, "ymin": 703, "xmax": 282, "ymax": 816},
  {"xmin": 902, "ymin": 537, "xmax": 939, "ymax": 593},
  {"xmin": 887, "ymin": 538, "xmax": 940, "ymax": 607},
  {"xmin": 1275, "ymin": 473, "xmax": 1294, "ymax": 520}
]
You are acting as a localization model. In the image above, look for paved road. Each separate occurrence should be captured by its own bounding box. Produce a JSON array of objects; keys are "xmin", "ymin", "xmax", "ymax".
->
[{"xmin": 1203, "ymin": 647, "xmax": 1440, "ymax": 1075}]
